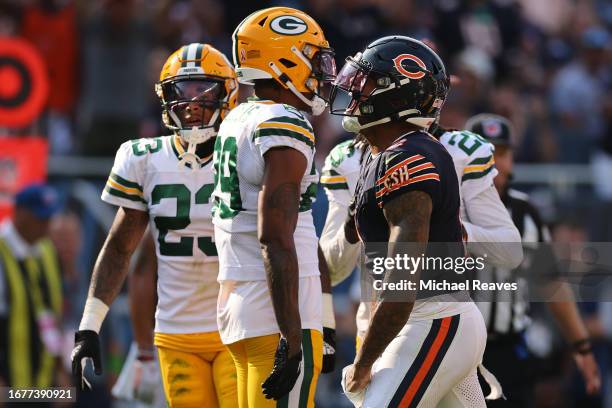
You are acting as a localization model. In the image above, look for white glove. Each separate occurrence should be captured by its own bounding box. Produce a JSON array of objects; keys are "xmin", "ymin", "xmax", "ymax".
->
[
  {"xmin": 133, "ymin": 359, "xmax": 161, "ymax": 404},
  {"xmin": 112, "ymin": 343, "xmax": 163, "ymax": 406}
]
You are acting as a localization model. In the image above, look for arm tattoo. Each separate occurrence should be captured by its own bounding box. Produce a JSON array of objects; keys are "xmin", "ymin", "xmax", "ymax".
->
[
  {"xmin": 89, "ymin": 208, "xmax": 148, "ymax": 304},
  {"xmin": 355, "ymin": 191, "xmax": 432, "ymax": 369},
  {"xmin": 262, "ymin": 241, "xmax": 301, "ymax": 342},
  {"xmin": 260, "ymin": 181, "xmax": 302, "ymax": 345},
  {"xmin": 265, "ymin": 182, "xmax": 300, "ymax": 221}
]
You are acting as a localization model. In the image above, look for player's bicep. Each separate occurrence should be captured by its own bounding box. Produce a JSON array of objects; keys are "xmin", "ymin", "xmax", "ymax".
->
[
  {"xmin": 379, "ymin": 191, "xmax": 431, "ymax": 305},
  {"xmin": 106, "ymin": 207, "xmax": 150, "ymax": 256},
  {"xmin": 383, "ymin": 190, "xmax": 432, "ymax": 243},
  {"xmin": 464, "ymin": 183, "xmax": 518, "ymax": 239},
  {"xmin": 461, "ymin": 153, "xmax": 498, "ymax": 202},
  {"xmin": 258, "ymin": 147, "xmax": 307, "ymax": 244},
  {"xmin": 321, "ymin": 199, "xmax": 349, "ymax": 242},
  {"xmin": 131, "ymin": 229, "xmax": 157, "ymax": 277}
]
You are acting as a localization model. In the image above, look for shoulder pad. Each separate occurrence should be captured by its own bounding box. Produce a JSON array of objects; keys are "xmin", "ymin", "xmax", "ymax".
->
[{"xmin": 324, "ymin": 140, "xmax": 358, "ymax": 169}]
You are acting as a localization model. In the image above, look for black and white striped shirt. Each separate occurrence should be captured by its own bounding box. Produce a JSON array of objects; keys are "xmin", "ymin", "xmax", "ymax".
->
[{"xmin": 477, "ymin": 188, "xmax": 550, "ymax": 336}]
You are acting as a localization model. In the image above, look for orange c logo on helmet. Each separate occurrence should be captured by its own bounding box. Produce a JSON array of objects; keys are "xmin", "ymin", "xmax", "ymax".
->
[{"xmin": 393, "ymin": 54, "xmax": 426, "ymax": 79}]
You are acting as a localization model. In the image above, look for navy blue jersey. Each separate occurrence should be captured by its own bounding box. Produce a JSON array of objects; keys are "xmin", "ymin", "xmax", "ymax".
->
[
  {"xmin": 354, "ymin": 131, "xmax": 463, "ymax": 244},
  {"xmin": 354, "ymin": 131, "xmax": 465, "ymax": 298}
]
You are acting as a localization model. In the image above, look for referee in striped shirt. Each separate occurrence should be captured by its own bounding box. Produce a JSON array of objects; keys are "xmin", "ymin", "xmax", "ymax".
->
[{"xmin": 465, "ymin": 114, "xmax": 601, "ymax": 406}]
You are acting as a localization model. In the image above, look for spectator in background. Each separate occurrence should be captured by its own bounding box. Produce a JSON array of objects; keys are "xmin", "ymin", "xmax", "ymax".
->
[
  {"xmin": 139, "ymin": 46, "xmax": 169, "ymax": 139},
  {"xmin": 551, "ymin": 220, "xmax": 610, "ymax": 408},
  {"xmin": 21, "ymin": 0, "xmax": 79, "ymax": 155},
  {"xmin": 432, "ymin": 0, "xmax": 522, "ymax": 63},
  {"xmin": 49, "ymin": 212, "xmax": 82, "ymax": 328},
  {"xmin": 549, "ymin": 27, "xmax": 611, "ymax": 164},
  {"xmin": 590, "ymin": 30, "xmax": 612, "ymax": 201},
  {"xmin": 78, "ymin": 0, "xmax": 152, "ymax": 156},
  {"xmin": 0, "ymin": 184, "xmax": 66, "ymax": 391},
  {"xmin": 178, "ymin": 0, "xmax": 232, "ymax": 55},
  {"xmin": 309, "ymin": 0, "xmax": 384, "ymax": 63},
  {"xmin": 155, "ymin": 0, "xmax": 231, "ymax": 56},
  {"xmin": 440, "ymin": 46, "xmax": 494, "ymax": 128},
  {"xmin": 0, "ymin": 1, "xmax": 21, "ymax": 36},
  {"xmin": 376, "ymin": 0, "xmax": 433, "ymax": 40}
]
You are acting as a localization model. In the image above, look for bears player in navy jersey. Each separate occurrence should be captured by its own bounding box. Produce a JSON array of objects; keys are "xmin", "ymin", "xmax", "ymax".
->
[{"xmin": 329, "ymin": 36, "xmax": 488, "ymax": 407}]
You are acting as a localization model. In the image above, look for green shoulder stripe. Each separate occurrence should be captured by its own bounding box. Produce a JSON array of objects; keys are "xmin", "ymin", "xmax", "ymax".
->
[
  {"xmin": 322, "ymin": 182, "xmax": 349, "ymax": 190},
  {"xmin": 109, "ymin": 172, "xmax": 143, "ymax": 191},
  {"xmin": 467, "ymin": 155, "xmax": 493, "ymax": 166},
  {"xmin": 265, "ymin": 116, "xmax": 314, "ymax": 133},
  {"xmin": 104, "ymin": 185, "xmax": 147, "ymax": 204},
  {"xmin": 462, "ymin": 164, "xmax": 495, "ymax": 181},
  {"xmin": 253, "ymin": 128, "xmax": 314, "ymax": 148}
]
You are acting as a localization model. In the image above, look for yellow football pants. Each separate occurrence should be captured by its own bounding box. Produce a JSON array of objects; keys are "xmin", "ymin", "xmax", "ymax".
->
[
  {"xmin": 227, "ymin": 329, "xmax": 322, "ymax": 408},
  {"xmin": 155, "ymin": 331, "xmax": 238, "ymax": 408}
]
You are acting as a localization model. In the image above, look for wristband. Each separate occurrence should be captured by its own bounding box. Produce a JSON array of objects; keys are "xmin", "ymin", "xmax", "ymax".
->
[
  {"xmin": 137, "ymin": 347, "xmax": 156, "ymax": 361},
  {"xmin": 322, "ymin": 293, "xmax": 336, "ymax": 329},
  {"xmin": 79, "ymin": 297, "xmax": 110, "ymax": 334},
  {"xmin": 572, "ymin": 338, "xmax": 593, "ymax": 355}
]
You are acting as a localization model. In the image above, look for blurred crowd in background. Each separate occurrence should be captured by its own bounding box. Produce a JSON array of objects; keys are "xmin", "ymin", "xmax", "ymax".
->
[{"xmin": 0, "ymin": 0, "xmax": 611, "ymax": 406}]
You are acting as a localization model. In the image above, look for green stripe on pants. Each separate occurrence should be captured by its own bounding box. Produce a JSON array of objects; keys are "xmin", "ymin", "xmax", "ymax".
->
[{"xmin": 299, "ymin": 330, "xmax": 314, "ymax": 407}]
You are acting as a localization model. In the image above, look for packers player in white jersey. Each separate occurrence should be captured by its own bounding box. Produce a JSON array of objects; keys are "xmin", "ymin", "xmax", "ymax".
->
[
  {"xmin": 211, "ymin": 6, "xmax": 336, "ymax": 408},
  {"xmin": 319, "ymin": 128, "xmax": 523, "ymax": 354},
  {"xmin": 71, "ymin": 43, "xmax": 239, "ymax": 408}
]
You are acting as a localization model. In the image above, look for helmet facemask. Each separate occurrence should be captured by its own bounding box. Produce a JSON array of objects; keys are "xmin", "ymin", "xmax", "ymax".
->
[
  {"xmin": 157, "ymin": 77, "xmax": 230, "ymax": 168},
  {"xmin": 265, "ymin": 44, "xmax": 337, "ymax": 116},
  {"xmin": 304, "ymin": 46, "xmax": 337, "ymax": 114}
]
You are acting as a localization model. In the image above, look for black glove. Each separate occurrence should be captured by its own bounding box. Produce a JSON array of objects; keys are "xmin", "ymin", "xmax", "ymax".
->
[
  {"xmin": 262, "ymin": 337, "xmax": 302, "ymax": 400},
  {"xmin": 71, "ymin": 330, "xmax": 102, "ymax": 390},
  {"xmin": 322, "ymin": 327, "xmax": 336, "ymax": 373}
]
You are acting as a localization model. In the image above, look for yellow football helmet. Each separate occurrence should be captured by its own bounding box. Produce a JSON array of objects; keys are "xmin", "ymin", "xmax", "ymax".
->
[
  {"xmin": 156, "ymin": 43, "xmax": 238, "ymax": 167},
  {"xmin": 232, "ymin": 7, "xmax": 335, "ymax": 115}
]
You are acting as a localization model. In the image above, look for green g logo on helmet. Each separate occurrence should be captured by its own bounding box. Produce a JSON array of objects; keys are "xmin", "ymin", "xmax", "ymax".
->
[{"xmin": 270, "ymin": 15, "xmax": 308, "ymax": 35}]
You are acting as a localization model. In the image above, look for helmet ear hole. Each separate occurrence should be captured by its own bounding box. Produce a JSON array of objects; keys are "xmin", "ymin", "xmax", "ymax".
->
[
  {"xmin": 360, "ymin": 104, "xmax": 374, "ymax": 114},
  {"xmin": 377, "ymin": 77, "xmax": 391, "ymax": 87},
  {"xmin": 279, "ymin": 58, "xmax": 297, "ymax": 68},
  {"xmin": 258, "ymin": 16, "xmax": 268, "ymax": 26}
]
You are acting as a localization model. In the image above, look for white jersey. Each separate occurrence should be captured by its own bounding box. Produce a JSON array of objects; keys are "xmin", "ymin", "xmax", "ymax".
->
[
  {"xmin": 211, "ymin": 98, "xmax": 319, "ymax": 282},
  {"xmin": 440, "ymin": 130, "xmax": 522, "ymax": 267},
  {"xmin": 101, "ymin": 135, "xmax": 219, "ymax": 334},
  {"xmin": 438, "ymin": 130, "xmax": 497, "ymax": 202},
  {"xmin": 320, "ymin": 139, "xmax": 361, "ymax": 207}
]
